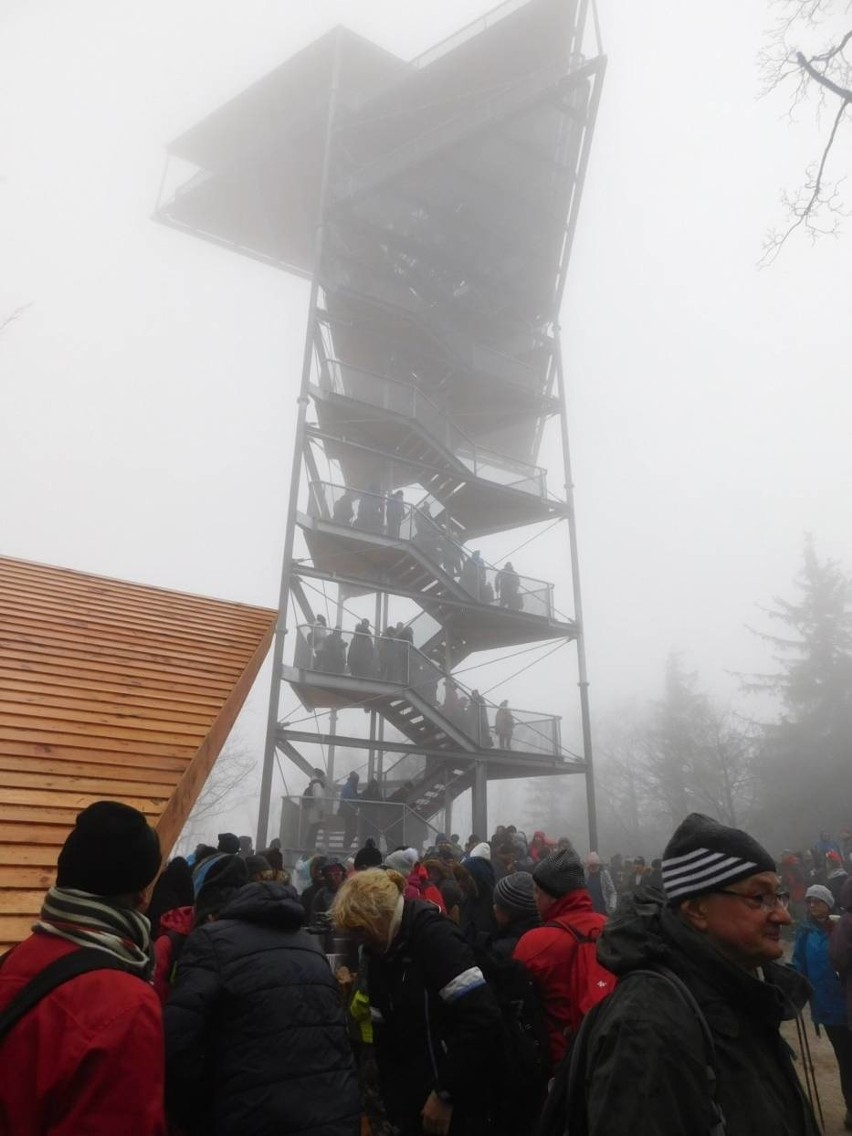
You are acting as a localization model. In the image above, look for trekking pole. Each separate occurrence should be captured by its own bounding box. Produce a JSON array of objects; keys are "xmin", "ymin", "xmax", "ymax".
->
[
  {"xmin": 794, "ymin": 1012, "xmax": 825, "ymax": 1133},
  {"xmin": 796, "ymin": 1013, "xmax": 822, "ymax": 1132}
]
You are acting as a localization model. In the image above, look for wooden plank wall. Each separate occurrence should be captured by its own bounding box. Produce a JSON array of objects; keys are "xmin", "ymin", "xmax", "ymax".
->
[{"xmin": 0, "ymin": 556, "xmax": 276, "ymax": 951}]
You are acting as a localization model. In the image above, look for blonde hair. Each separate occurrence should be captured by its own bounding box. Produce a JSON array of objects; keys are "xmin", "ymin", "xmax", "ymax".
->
[{"xmin": 332, "ymin": 868, "xmax": 405, "ymax": 939}]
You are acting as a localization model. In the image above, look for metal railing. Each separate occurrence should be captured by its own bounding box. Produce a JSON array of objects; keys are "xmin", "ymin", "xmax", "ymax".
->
[
  {"xmin": 293, "ymin": 622, "xmax": 561, "ymax": 756},
  {"xmin": 410, "ymin": 0, "xmax": 535, "ymax": 71},
  {"xmin": 315, "ymin": 348, "xmax": 547, "ymax": 499},
  {"xmin": 279, "ymin": 794, "xmax": 440, "ymax": 855},
  {"xmin": 308, "ymin": 479, "xmax": 554, "ymax": 619}
]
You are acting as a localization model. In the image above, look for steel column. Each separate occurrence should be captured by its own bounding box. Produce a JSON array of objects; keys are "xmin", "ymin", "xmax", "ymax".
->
[
  {"xmin": 553, "ymin": 332, "xmax": 598, "ymax": 851},
  {"xmin": 256, "ymin": 33, "xmax": 342, "ymax": 848}
]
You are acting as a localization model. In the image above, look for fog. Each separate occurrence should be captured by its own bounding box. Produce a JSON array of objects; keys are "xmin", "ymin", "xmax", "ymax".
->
[{"xmin": 2, "ymin": 1, "xmax": 851, "ymax": 849}]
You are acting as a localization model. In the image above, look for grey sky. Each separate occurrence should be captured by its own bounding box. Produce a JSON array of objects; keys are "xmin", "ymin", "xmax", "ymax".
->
[{"xmin": 3, "ymin": 1, "xmax": 850, "ymax": 838}]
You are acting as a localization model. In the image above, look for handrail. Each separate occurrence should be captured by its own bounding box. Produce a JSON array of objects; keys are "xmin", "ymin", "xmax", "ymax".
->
[
  {"xmin": 409, "ymin": 0, "xmax": 534, "ymax": 71},
  {"xmin": 314, "ymin": 335, "xmax": 549, "ymax": 500},
  {"xmin": 307, "ymin": 479, "xmax": 555, "ymax": 620},
  {"xmin": 293, "ymin": 622, "xmax": 562, "ymax": 756},
  {"xmin": 279, "ymin": 793, "xmax": 443, "ymax": 851}
]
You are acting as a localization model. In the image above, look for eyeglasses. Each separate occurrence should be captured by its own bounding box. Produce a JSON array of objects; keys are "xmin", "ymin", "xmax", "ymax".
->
[{"xmin": 714, "ymin": 889, "xmax": 791, "ymax": 912}]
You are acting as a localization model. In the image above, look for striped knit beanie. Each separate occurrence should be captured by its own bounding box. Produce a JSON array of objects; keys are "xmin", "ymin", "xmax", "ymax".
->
[
  {"xmin": 494, "ymin": 871, "xmax": 537, "ymax": 917},
  {"xmin": 662, "ymin": 813, "xmax": 775, "ymax": 903}
]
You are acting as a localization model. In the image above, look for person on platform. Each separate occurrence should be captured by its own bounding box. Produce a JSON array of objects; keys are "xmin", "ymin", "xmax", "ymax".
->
[
  {"xmin": 496, "ymin": 562, "xmax": 522, "ymax": 610},
  {"xmin": 386, "ymin": 489, "xmax": 405, "ymax": 539},
  {"xmin": 338, "ymin": 770, "xmax": 360, "ymax": 850},
  {"xmin": 495, "ymin": 701, "xmax": 515, "ymax": 750}
]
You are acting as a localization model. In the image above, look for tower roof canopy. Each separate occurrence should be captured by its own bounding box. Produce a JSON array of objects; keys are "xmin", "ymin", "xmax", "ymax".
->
[
  {"xmin": 169, "ymin": 26, "xmax": 409, "ymax": 170},
  {"xmin": 157, "ymin": 0, "xmax": 590, "ymax": 282}
]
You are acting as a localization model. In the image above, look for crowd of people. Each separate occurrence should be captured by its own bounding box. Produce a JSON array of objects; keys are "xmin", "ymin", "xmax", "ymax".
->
[{"xmin": 3, "ymin": 804, "xmax": 852, "ymax": 1135}]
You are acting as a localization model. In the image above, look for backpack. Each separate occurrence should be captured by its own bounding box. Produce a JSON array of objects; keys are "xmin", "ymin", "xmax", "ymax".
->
[
  {"xmin": 477, "ymin": 949, "xmax": 550, "ymax": 1094},
  {"xmin": 536, "ymin": 965, "xmax": 725, "ymax": 1136},
  {"xmin": 545, "ymin": 918, "xmax": 617, "ymax": 1037}
]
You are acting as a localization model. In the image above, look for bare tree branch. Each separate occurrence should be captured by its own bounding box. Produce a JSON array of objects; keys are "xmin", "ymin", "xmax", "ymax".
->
[
  {"xmin": 0, "ymin": 303, "xmax": 32, "ymax": 337},
  {"xmin": 761, "ymin": 2, "xmax": 852, "ymax": 261},
  {"xmin": 797, "ymin": 41, "xmax": 852, "ymax": 96},
  {"xmin": 760, "ymin": 98, "xmax": 849, "ymax": 264}
]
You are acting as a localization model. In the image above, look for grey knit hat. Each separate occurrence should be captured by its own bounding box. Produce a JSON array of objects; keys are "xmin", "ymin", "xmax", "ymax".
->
[
  {"xmin": 494, "ymin": 871, "xmax": 537, "ymax": 917},
  {"xmin": 805, "ymin": 884, "xmax": 835, "ymax": 909},
  {"xmin": 384, "ymin": 848, "xmax": 418, "ymax": 875},
  {"xmin": 532, "ymin": 848, "xmax": 585, "ymax": 898}
]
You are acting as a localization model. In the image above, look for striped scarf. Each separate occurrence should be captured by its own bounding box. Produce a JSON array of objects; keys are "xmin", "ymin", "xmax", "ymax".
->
[{"xmin": 34, "ymin": 887, "xmax": 153, "ymax": 979}]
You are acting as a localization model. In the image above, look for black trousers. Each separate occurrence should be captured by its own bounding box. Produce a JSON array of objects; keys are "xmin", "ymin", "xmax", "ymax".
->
[{"xmin": 825, "ymin": 1024, "xmax": 852, "ymax": 1110}]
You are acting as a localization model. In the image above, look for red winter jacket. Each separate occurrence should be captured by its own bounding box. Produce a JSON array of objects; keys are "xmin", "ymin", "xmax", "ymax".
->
[
  {"xmin": 513, "ymin": 889, "xmax": 610, "ymax": 1069},
  {"xmin": 0, "ymin": 932, "xmax": 166, "ymax": 1136},
  {"xmin": 153, "ymin": 906, "xmax": 195, "ymax": 1004}
]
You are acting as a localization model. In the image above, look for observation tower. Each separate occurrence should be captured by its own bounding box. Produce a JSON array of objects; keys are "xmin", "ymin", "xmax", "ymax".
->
[{"xmin": 157, "ymin": 0, "xmax": 606, "ymax": 850}]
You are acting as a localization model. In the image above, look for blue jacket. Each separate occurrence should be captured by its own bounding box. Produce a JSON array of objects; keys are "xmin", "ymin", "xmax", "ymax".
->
[{"xmin": 792, "ymin": 920, "xmax": 847, "ymax": 1027}]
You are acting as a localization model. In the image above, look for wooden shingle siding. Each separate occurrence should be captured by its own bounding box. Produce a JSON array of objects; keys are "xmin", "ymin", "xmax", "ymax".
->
[{"xmin": 0, "ymin": 556, "xmax": 276, "ymax": 951}]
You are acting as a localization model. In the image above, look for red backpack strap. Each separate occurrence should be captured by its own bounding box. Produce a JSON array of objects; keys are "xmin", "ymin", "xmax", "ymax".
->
[{"xmin": 544, "ymin": 916, "xmax": 604, "ymax": 942}]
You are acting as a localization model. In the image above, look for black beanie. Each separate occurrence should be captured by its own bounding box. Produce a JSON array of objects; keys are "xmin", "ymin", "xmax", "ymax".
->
[
  {"xmin": 354, "ymin": 839, "xmax": 383, "ymax": 870},
  {"xmin": 56, "ymin": 801, "xmax": 161, "ymax": 896},
  {"xmin": 532, "ymin": 848, "xmax": 585, "ymax": 898},
  {"xmin": 217, "ymin": 832, "xmax": 240, "ymax": 854},
  {"xmin": 662, "ymin": 813, "xmax": 776, "ymax": 902}
]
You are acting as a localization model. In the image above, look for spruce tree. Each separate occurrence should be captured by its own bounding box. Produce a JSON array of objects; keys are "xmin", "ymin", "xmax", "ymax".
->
[{"xmin": 747, "ymin": 537, "xmax": 852, "ymax": 846}]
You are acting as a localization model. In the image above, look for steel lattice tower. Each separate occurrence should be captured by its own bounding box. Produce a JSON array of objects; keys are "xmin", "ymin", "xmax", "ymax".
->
[{"xmin": 157, "ymin": 0, "xmax": 606, "ymax": 851}]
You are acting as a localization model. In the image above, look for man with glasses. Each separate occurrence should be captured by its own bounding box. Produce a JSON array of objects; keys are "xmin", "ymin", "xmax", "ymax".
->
[{"xmin": 572, "ymin": 813, "xmax": 819, "ymax": 1136}]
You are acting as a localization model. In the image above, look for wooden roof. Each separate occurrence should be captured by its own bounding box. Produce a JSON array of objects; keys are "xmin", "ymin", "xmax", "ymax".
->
[{"xmin": 0, "ymin": 556, "xmax": 276, "ymax": 950}]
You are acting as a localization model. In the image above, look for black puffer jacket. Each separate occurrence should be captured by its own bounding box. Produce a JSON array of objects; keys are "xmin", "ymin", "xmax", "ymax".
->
[
  {"xmin": 366, "ymin": 899, "xmax": 501, "ymax": 1133},
  {"xmin": 576, "ymin": 889, "xmax": 819, "ymax": 1136},
  {"xmin": 164, "ymin": 882, "xmax": 359, "ymax": 1136}
]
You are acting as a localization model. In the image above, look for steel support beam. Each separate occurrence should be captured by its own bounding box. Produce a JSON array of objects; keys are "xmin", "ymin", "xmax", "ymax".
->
[
  {"xmin": 277, "ymin": 727, "xmax": 585, "ymax": 771},
  {"xmin": 256, "ymin": 33, "xmax": 342, "ymax": 849},
  {"xmin": 472, "ymin": 761, "xmax": 488, "ymax": 840},
  {"xmin": 553, "ymin": 333, "xmax": 598, "ymax": 851}
]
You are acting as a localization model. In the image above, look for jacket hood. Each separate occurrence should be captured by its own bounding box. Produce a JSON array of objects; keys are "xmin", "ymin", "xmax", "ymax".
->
[
  {"xmin": 596, "ymin": 888, "xmax": 675, "ymax": 975},
  {"xmin": 157, "ymin": 905, "xmax": 195, "ymax": 937},
  {"xmin": 598, "ymin": 888, "xmax": 811, "ymax": 1023},
  {"xmin": 542, "ymin": 887, "xmax": 595, "ymax": 922},
  {"xmin": 219, "ymin": 881, "xmax": 306, "ymax": 929}
]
